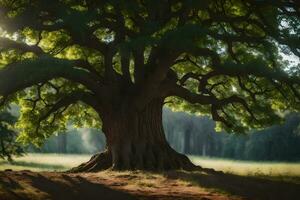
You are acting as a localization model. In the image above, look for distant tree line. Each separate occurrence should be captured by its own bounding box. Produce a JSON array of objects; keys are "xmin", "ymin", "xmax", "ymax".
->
[
  {"xmin": 164, "ymin": 110, "xmax": 300, "ymax": 161},
  {"xmin": 28, "ymin": 128, "xmax": 106, "ymax": 154},
  {"xmin": 26, "ymin": 109, "xmax": 300, "ymax": 162}
]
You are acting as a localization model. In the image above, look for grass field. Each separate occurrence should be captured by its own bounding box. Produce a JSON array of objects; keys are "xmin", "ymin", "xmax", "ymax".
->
[
  {"xmin": 1, "ymin": 153, "xmax": 300, "ymax": 178},
  {"xmin": 0, "ymin": 153, "xmax": 90, "ymax": 172},
  {"xmin": 189, "ymin": 155, "xmax": 300, "ymax": 177}
]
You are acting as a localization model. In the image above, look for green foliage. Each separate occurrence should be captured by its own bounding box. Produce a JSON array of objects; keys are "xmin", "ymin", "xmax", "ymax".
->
[
  {"xmin": 0, "ymin": 110, "xmax": 24, "ymax": 161},
  {"xmin": 16, "ymin": 87, "xmax": 101, "ymax": 146}
]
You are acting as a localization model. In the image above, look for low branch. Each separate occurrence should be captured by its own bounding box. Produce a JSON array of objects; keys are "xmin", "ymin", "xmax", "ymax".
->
[
  {"xmin": 35, "ymin": 91, "xmax": 101, "ymax": 134},
  {"xmin": 0, "ymin": 57, "xmax": 106, "ymax": 99},
  {"xmin": 169, "ymin": 84, "xmax": 258, "ymax": 126},
  {"xmin": 40, "ymin": 91, "xmax": 101, "ymax": 122},
  {"xmin": 0, "ymin": 37, "xmax": 44, "ymax": 55}
]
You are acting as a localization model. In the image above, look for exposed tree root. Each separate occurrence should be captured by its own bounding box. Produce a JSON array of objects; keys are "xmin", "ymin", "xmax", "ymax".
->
[{"xmin": 68, "ymin": 151, "xmax": 112, "ymax": 173}]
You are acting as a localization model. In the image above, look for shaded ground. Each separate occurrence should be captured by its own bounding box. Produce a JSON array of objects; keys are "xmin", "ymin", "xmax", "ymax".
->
[{"xmin": 0, "ymin": 169, "xmax": 299, "ymax": 200}]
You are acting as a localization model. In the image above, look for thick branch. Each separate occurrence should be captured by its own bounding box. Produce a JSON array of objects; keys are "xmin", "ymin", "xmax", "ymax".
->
[
  {"xmin": 0, "ymin": 57, "xmax": 105, "ymax": 98},
  {"xmin": 34, "ymin": 91, "xmax": 101, "ymax": 135},
  {"xmin": 0, "ymin": 38, "xmax": 44, "ymax": 55},
  {"xmin": 168, "ymin": 84, "xmax": 258, "ymax": 126},
  {"xmin": 40, "ymin": 91, "xmax": 101, "ymax": 122}
]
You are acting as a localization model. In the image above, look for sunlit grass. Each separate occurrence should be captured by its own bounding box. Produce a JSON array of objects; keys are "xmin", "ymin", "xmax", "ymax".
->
[
  {"xmin": 189, "ymin": 155, "xmax": 300, "ymax": 177},
  {"xmin": 0, "ymin": 153, "xmax": 91, "ymax": 172},
  {"xmin": 0, "ymin": 153, "xmax": 300, "ymax": 179}
]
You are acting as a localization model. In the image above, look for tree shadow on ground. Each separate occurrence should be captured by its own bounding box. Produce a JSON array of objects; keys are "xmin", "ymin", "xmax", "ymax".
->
[
  {"xmin": 0, "ymin": 171, "xmax": 137, "ymax": 200},
  {"xmin": 1, "ymin": 169, "xmax": 300, "ymax": 200},
  {"xmin": 164, "ymin": 169, "xmax": 300, "ymax": 200}
]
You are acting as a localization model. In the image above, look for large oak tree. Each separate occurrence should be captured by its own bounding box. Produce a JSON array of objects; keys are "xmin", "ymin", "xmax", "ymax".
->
[{"xmin": 0, "ymin": 0, "xmax": 299, "ymax": 171}]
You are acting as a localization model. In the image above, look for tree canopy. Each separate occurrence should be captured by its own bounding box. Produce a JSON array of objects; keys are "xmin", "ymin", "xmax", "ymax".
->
[{"xmin": 0, "ymin": 0, "xmax": 299, "ymax": 145}]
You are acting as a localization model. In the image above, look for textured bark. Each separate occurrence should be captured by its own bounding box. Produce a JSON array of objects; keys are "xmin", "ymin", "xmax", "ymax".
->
[{"xmin": 70, "ymin": 99, "xmax": 196, "ymax": 172}]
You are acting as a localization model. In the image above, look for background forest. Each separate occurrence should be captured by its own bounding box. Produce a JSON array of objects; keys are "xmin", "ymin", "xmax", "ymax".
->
[{"xmin": 27, "ymin": 108, "xmax": 300, "ymax": 162}]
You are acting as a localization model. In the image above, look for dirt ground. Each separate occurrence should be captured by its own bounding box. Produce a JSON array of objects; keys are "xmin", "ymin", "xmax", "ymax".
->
[{"xmin": 0, "ymin": 169, "xmax": 299, "ymax": 200}]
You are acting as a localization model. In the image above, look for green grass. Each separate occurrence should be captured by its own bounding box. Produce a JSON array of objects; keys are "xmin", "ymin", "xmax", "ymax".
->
[
  {"xmin": 0, "ymin": 153, "xmax": 91, "ymax": 172},
  {"xmin": 189, "ymin": 155, "xmax": 300, "ymax": 177},
  {"xmin": 0, "ymin": 154, "xmax": 300, "ymax": 178}
]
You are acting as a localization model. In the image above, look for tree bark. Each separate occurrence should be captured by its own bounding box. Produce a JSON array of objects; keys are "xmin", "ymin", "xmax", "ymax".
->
[{"xmin": 70, "ymin": 99, "xmax": 196, "ymax": 172}]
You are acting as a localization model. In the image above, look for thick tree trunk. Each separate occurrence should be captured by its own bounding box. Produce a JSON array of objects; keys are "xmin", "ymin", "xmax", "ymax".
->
[{"xmin": 70, "ymin": 99, "xmax": 196, "ymax": 172}]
